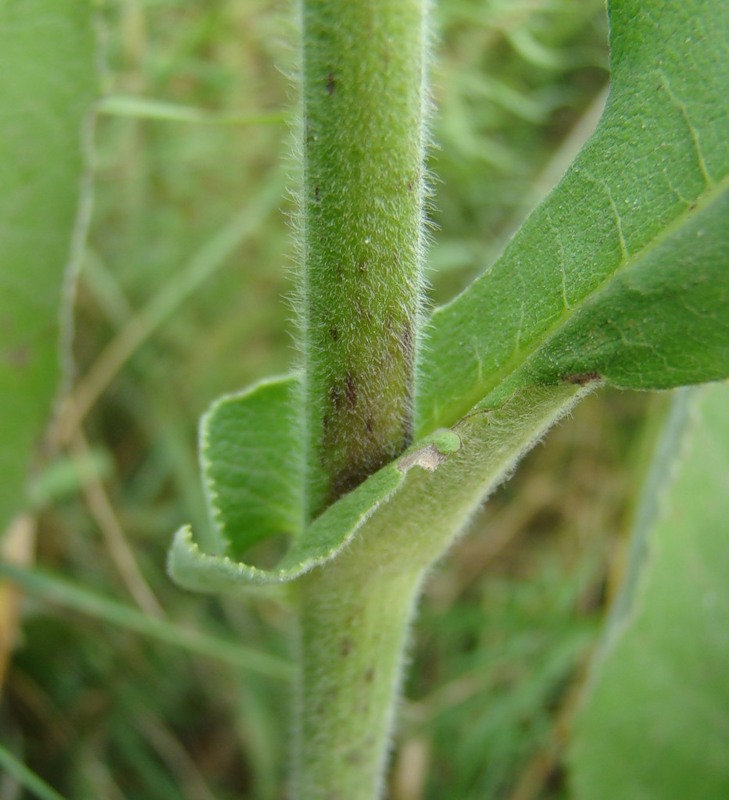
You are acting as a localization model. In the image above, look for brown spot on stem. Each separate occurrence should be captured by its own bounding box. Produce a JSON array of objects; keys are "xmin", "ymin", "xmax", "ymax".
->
[
  {"xmin": 314, "ymin": 185, "xmax": 320, "ymax": 202},
  {"xmin": 326, "ymin": 72, "xmax": 336, "ymax": 95},
  {"xmin": 400, "ymin": 320, "xmax": 414, "ymax": 361},
  {"xmin": 364, "ymin": 416, "xmax": 374, "ymax": 435},
  {"xmin": 340, "ymin": 638, "xmax": 353, "ymax": 657},
  {"xmin": 364, "ymin": 667, "xmax": 375, "ymax": 684},
  {"xmin": 564, "ymin": 371, "xmax": 601, "ymax": 386},
  {"xmin": 345, "ymin": 372, "xmax": 357, "ymax": 408},
  {"xmin": 329, "ymin": 326, "xmax": 339, "ymax": 341}
]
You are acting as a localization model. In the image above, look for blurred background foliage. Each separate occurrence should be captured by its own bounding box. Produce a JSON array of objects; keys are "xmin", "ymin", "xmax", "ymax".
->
[{"xmin": 2, "ymin": 1, "xmax": 656, "ymax": 797}]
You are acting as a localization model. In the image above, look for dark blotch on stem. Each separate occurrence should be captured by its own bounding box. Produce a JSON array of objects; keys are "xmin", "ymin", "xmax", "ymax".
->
[
  {"xmin": 340, "ymin": 638, "xmax": 353, "ymax": 657},
  {"xmin": 329, "ymin": 326, "xmax": 339, "ymax": 341},
  {"xmin": 326, "ymin": 71, "xmax": 336, "ymax": 95},
  {"xmin": 329, "ymin": 383, "xmax": 345, "ymax": 411},
  {"xmin": 399, "ymin": 320, "xmax": 414, "ymax": 362},
  {"xmin": 564, "ymin": 370, "xmax": 601, "ymax": 386},
  {"xmin": 345, "ymin": 372, "xmax": 357, "ymax": 408}
]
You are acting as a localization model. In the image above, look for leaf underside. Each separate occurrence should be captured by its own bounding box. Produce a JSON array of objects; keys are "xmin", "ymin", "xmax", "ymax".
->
[
  {"xmin": 417, "ymin": 0, "xmax": 729, "ymax": 435},
  {"xmin": 569, "ymin": 381, "xmax": 729, "ymax": 799},
  {"xmin": 0, "ymin": 0, "xmax": 96, "ymax": 531},
  {"xmin": 170, "ymin": 0, "xmax": 729, "ymax": 592}
]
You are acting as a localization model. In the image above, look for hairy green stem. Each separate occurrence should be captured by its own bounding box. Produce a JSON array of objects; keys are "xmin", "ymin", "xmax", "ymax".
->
[
  {"xmin": 300, "ymin": 0, "xmax": 429, "ymax": 518},
  {"xmin": 294, "ymin": 0, "xmax": 429, "ymax": 794},
  {"xmin": 293, "ymin": 559, "xmax": 424, "ymax": 800}
]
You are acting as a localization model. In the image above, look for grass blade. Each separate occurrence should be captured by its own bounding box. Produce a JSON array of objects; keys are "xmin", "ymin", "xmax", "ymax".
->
[{"xmin": 0, "ymin": 564, "xmax": 292, "ymax": 681}]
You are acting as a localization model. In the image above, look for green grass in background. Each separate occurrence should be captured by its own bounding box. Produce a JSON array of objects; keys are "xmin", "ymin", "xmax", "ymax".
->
[{"xmin": 2, "ymin": 1, "xmax": 651, "ymax": 797}]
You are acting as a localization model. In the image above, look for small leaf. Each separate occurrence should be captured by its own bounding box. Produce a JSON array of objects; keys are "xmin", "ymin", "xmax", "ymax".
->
[
  {"xmin": 0, "ymin": 0, "xmax": 97, "ymax": 530},
  {"xmin": 568, "ymin": 382, "xmax": 729, "ymax": 799},
  {"xmin": 170, "ymin": 372, "xmax": 413, "ymax": 590},
  {"xmin": 417, "ymin": 0, "xmax": 729, "ymax": 434},
  {"xmin": 171, "ymin": 421, "xmax": 461, "ymax": 591},
  {"xmin": 169, "ymin": 382, "xmax": 584, "ymax": 592},
  {"xmin": 169, "ymin": 462, "xmax": 402, "ymax": 591}
]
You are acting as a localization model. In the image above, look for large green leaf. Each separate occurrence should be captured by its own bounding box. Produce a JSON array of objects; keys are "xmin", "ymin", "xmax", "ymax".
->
[
  {"xmin": 568, "ymin": 382, "xmax": 729, "ymax": 799},
  {"xmin": 417, "ymin": 0, "xmax": 729, "ymax": 434},
  {"xmin": 0, "ymin": 0, "xmax": 97, "ymax": 530}
]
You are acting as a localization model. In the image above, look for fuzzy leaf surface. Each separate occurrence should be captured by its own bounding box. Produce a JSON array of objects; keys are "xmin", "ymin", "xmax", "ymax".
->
[
  {"xmin": 569, "ymin": 382, "xmax": 729, "ymax": 799},
  {"xmin": 0, "ymin": 0, "xmax": 96, "ymax": 530},
  {"xmin": 418, "ymin": 0, "xmax": 729, "ymax": 434}
]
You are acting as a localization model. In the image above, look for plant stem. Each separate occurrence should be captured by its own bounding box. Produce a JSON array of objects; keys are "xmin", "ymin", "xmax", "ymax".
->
[
  {"xmin": 294, "ymin": 1, "xmax": 429, "ymax": 794},
  {"xmin": 293, "ymin": 558, "xmax": 424, "ymax": 800},
  {"xmin": 300, "ymin": 0, "xmax": 429, "ymax": 518}
]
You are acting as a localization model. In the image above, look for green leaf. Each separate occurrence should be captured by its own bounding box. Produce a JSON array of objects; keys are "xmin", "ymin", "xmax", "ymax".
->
[
  {"xmin": 169, "ymin": 462, "xmax": 402, "ymax": 590},
  {"xmin": 171, "ymin": 374, "xmax": 468, "ymax": 590},
  {"xmin": 169, "ymin": 380, "xmax": 584, "ymax": 592},
  {"xmin": 417, "ymin": 0, "xmax": 729, "ymax": 434},
  {"xmin": 0, "ymin": 0, "xmax": 97, "ymax": 530},
  {"xmin": 169, "ymin": 372, "xmax": 401, "ymax": 589},
  {"xmin": 568, "ymin": 382, "xmax": 729, "ymax": 799}
]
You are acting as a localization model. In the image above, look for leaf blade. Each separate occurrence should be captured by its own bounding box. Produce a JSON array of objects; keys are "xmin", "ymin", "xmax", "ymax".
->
[
  {"xmin": 568, "ymin": 382, "xmax": 729, "ymax": 799},
  {"xmin": 201, "ymin": 375, "xmax": 305, "ymax": 558},
  {"xmin": 417, "ymin": 0, "xmax": 729, "ymax": 434},
  {"xmin": 0, "ymin": 0, "xmax": 97, "ymax": 529}
]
